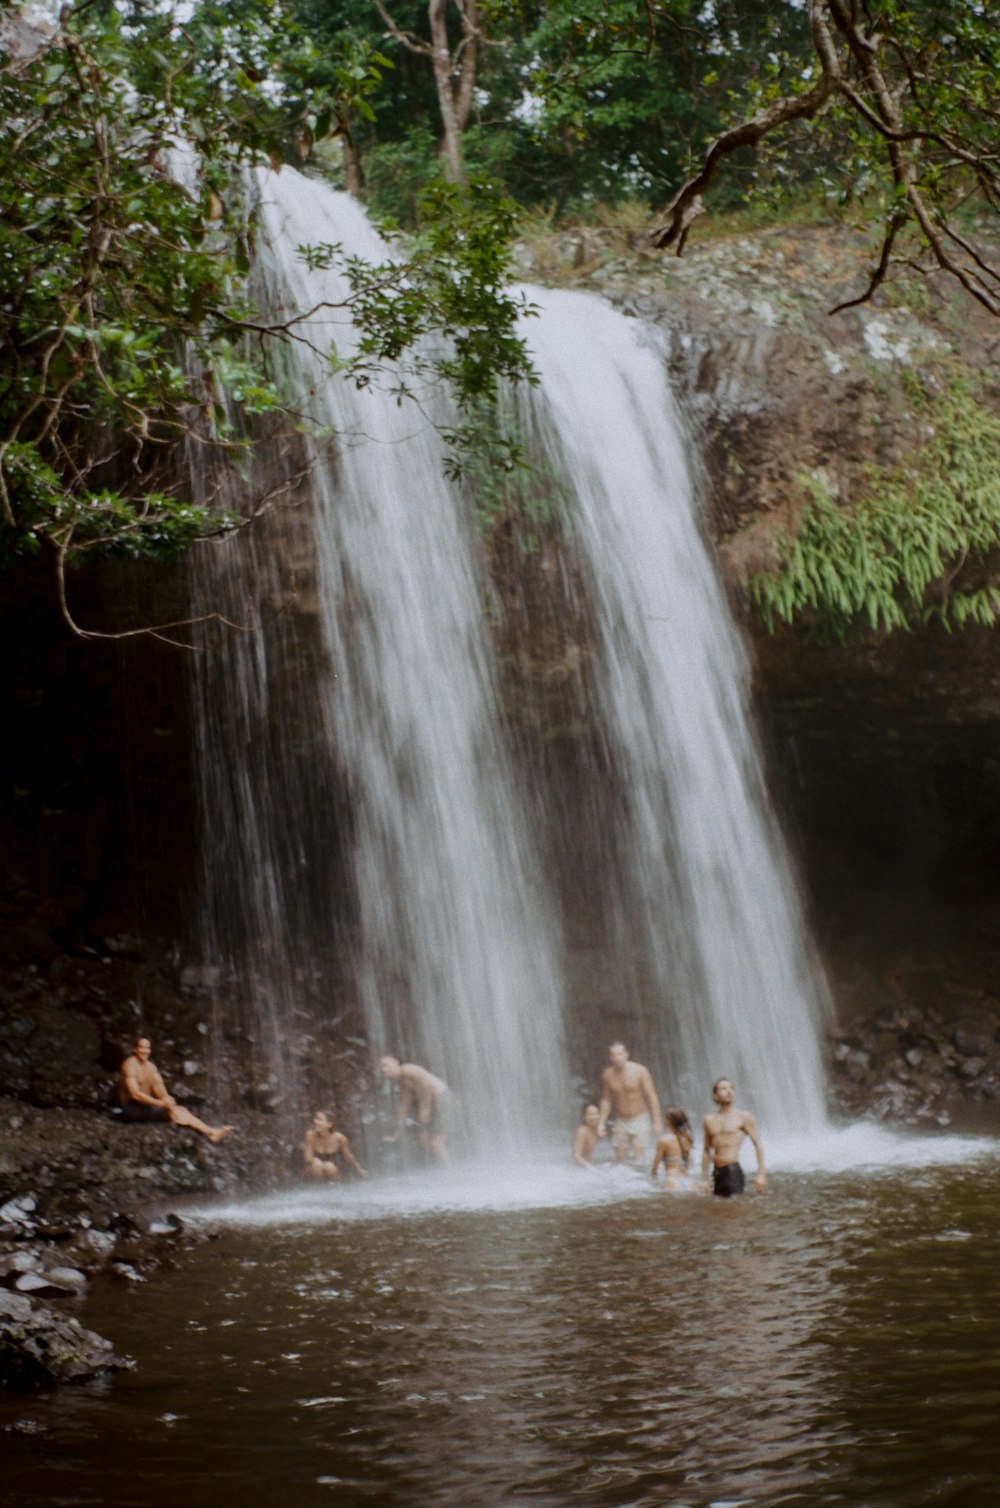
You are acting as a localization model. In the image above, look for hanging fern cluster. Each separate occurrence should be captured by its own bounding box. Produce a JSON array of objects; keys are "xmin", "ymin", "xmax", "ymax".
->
[{"xmin": 747, "ymin": 380, "xmax": 1000, "ymax": 637}]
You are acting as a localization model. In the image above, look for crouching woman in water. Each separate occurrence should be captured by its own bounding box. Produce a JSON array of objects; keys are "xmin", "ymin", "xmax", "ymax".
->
[
  {"xmin": 650, "ymin": 1107, "xmax": 695, "ymax": 1191},
  {"xmin": 303, "ymin": 1111, "xmax": 367, "ymax": 1181}
]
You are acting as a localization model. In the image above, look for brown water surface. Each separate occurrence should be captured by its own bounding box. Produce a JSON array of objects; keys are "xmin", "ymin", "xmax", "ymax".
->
[{"xmin": 2, "ymin": 1159, "xmax": 999, "ymax": 1506}]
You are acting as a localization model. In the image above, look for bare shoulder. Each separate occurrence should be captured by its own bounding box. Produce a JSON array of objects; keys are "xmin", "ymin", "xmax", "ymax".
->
[{"xmin": 739, "ymin": 1107, "xmax": 759, "ymax": 1130}]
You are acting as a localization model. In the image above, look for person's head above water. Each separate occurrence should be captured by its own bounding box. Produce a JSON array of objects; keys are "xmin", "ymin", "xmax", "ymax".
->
[
  {"xmin": 582, "ymin": 1104, "xmax": 600, "ymax": 1128},
  {"xmin": 664, "ymin": 1106, "xmax": 692, "ymax": 1137},
  {"xmin": 712, "ymin": 1078, "xmax": 735, "ymax": 1105},
  {"xmin": 312, "ymin": 1110, "xmax": 332, "ymax": 1130},
  {"xmin": 379, "ymin": 1055, "xmax": 402, "ymax": 1080},
  {"xmin": 607, "ymin": 1042, "xmax": 629, "ymax": 1066}
]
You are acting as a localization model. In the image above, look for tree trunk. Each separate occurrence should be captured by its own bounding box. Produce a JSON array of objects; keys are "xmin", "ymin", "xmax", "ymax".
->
[
  {"xmin": 342, "ymin": 131, "xmax": 364, "ymax": 199},
  {"xmin": 428, "ymin": 0, "xmax": 466, "ymax": 184}
]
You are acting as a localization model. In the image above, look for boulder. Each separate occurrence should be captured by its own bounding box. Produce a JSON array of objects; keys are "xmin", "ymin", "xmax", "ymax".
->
[{"xmin": 0, "ymin": 1290, "xmax": 130, "ymax": 1387}]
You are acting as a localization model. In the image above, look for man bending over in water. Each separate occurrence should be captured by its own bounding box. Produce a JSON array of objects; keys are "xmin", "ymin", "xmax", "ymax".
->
[
  {"xmin": 118, "ymin": 1037, "xmax": 233, "ymax": 1144},
  {"xmin": 700, "ymin": 1077, "xmax": 766, "ymax": 1197},
  {"xmin": 303, "ymin": 1110, "xmax": 367, "ymax": 1180},
  {"xmin": 380, "ymin": 1055, "xmax": 455, "ymax": 1165},
  {"xmin": 596, "ymin": 1042, "xmax": 662, "ymax": 1165}
]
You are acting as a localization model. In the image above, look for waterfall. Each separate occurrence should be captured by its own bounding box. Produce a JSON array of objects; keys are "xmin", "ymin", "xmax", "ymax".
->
[
  {"xmin": 188, "ymin": 165, "xmax": 830, "ymax": 1155},
  {"xmin": 518, "ymin": 290, "xmax": 830, "ymax": 1129},
  {"xmin": 190, "ymin": 169, "xmax": 569, "ymax": 1151}
]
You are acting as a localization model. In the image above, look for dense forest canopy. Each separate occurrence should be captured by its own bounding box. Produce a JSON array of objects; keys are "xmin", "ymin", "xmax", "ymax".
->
[{"xmin": 1, "ymin": 0, "xmax": 998, "ymax": 635}]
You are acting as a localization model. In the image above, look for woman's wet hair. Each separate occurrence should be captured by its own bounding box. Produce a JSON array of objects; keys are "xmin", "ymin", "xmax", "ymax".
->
[{"xmin": 664, "ymin": 1106, "xmax": 692, "ymax": 1136}]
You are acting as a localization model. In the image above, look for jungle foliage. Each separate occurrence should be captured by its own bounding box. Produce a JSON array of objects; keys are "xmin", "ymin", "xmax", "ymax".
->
[
  {"xmin": 3, "ymin": 1, "xmax": 1000, "ymax": 639},
  {"xmin": 747, "ymin": 377, "xmax": 1000, "ymax": 637},
  {"xmin": 0, "ymin": 2, "xmax": 299, "ymax": 601}
]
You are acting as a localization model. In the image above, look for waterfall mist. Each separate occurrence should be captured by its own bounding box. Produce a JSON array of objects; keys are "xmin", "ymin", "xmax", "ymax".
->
[{"xmin": 188, "ymin": 166, "xmax": 830, "ymax": 1150}]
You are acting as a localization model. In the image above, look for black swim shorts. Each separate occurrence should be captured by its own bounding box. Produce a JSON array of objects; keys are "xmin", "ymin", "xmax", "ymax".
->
[
  {"xmin": 120, "ymin": 1102, "xmax": 170, "ymax": 1123},
  {"xmin": 712, "ymin": 1162, "xmax": 745, "ymax": 1197}
]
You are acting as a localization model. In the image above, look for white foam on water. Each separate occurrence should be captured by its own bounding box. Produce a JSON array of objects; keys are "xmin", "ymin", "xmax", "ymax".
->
[
  {"xmin": 193, "ymin": 1159, "xmax": 651, "ymax": 1227},
  {"xmin": 192, "ymin": 1126, "xmax": 998, "ymax": 1228},
  {"xmin": 767, "ymin": 1121, "xmax": 999, "ymax": 1174}
]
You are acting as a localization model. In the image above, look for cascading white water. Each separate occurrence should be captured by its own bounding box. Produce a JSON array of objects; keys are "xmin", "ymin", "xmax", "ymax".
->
[
  {"xmin": 189, "ymin": 164, "xmax": 830, "ymax": 1152},
  {"xmin": 191, "ymin": 169, "xmax": 569, "ymax": 1149},
  {"xmin": 517, "ymin": 290, "xmax": 831, "ymax": 1129}
]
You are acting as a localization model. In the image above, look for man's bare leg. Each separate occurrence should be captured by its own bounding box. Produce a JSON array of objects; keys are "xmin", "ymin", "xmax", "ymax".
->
[
  {"xmin": 421, "ymin": 1130, "xmax": 449, "ymax": 1165},
  {"xmin": 168, "ymin": 1104, "xmax": 234, "ymax": 1143}
]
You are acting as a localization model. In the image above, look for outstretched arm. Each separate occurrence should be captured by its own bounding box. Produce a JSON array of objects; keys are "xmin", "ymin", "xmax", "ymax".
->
[
  {"xmin": 700, "ymin": 1118, "xmax": 714, "ymax": 1192},
  {"xmin": 641, "ymin": 1067, "xmax": 662, "ymax": 1135},
  {"xmin": 572, "ymin": 1127, "xmax": 595, "ymax": 1170},
  {"xmin": 383, "ymin": 1086, "xmax": 413, "ymax": 1143},
  {"xmin": 338, "ymin": 1134, "xmax": 367, "ymax": 1177},
  {"xmin": 596, "ymin": 1073, "xmax": 611, "ymax": 1138},
  {"xmin": 745, "ymin": 1113, "xmax": 767, "ymax": 1192}
]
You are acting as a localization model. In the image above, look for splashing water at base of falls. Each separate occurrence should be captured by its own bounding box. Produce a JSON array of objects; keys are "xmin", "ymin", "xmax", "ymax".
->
[{"xmin": 189, "ymin": 166, "xmax": 830, "ymax": 1148}]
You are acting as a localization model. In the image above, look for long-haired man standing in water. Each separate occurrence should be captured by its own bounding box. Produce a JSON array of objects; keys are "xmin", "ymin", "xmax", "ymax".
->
[{"xmin": 700, "ymin": 1077, "xmax": 766, "ymax": 1196}]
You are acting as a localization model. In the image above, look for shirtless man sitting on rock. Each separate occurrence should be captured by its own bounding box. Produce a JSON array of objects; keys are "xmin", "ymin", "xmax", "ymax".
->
[
  {"xmin": 118, "ymin": 1037, "xmax": 233, "ymax": 1144},
  {"xmin": 596, "ymin": 1042, "xmax": 662, "ymax": 1165},
  {"xmin": 700, "ymin": 1076, "xmax": 766, "ymax": 1196}
]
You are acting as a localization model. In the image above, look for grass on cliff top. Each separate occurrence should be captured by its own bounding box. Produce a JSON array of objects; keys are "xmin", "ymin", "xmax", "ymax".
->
[{"xmin": 514, "ymin": 185, "xmax": 859, "ymax": 281}]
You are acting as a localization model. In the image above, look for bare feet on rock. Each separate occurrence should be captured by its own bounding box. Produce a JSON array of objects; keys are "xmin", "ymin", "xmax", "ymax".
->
[{"xmin": 209, "ymin": 1125, "xmax": 235, "ymax": 1144}]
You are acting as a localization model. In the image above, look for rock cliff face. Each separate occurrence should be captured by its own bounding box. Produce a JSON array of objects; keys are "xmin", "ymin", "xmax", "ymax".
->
[{"xmin": 519, "ymin": 217, "xmax": 999, "ymax": 575}]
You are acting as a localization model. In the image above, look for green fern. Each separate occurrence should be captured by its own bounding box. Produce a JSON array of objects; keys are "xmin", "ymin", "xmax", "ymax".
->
[{"xmin": 747, "ymin": 378, "xmax": 1000, "ymax": 637}]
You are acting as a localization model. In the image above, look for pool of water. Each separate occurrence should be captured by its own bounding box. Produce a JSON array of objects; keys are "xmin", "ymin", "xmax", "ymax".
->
[{"xmin": 4, "ymin": 1133, "xmax": 1000, "ymax": 1507}]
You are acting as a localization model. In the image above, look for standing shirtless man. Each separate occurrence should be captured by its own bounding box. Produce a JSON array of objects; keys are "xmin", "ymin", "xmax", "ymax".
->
[
  {"xmin": 700, "ymin": 1076, "xmax": 766, "ymax": 1196},
  {"xmin": 118, "ymin": 1038, "xmax": 233, "ymax": 1144},
  {"xmin": 380, "ymin": 1055, "xmax": 456, "ymax": 1164},
  {"xmin": 596, "ymin": 1042, "xmax": 662, "ymax": 1165}
]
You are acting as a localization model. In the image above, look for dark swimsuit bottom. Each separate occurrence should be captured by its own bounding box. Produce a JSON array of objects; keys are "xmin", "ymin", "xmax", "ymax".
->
[
  {"xmin": 120, "ymin": 1102, "xmax": 170, "ymax": 1123},
  {"xmin": 313, "ymin": 1152, "xmax": 338, "ymax": 1165},
  {"xmin": 712, "ymin": 1162, "xmax": 745, "ymax": 1197}
]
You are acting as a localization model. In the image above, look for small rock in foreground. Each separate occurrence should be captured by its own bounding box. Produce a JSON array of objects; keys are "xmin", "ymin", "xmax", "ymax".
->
[{"xmin": 0, "ymin": 1290, "xmax": 131, "ymax": 1387}]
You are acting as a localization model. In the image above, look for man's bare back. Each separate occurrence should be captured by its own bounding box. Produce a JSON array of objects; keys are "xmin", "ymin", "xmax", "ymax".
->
[
  {"xmin": 380, "ymin": 1055, "xmax": 453, "ymax": 1163},
  {"xmin": 700, "ymin": 1077, "xmax": 766, "ymax": 1196}
]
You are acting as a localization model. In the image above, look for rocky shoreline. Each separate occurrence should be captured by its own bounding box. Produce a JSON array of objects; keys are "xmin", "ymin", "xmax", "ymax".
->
[{"xmin": 3, "ymin": 921, "xmax": 999, "ymax": 1388}]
